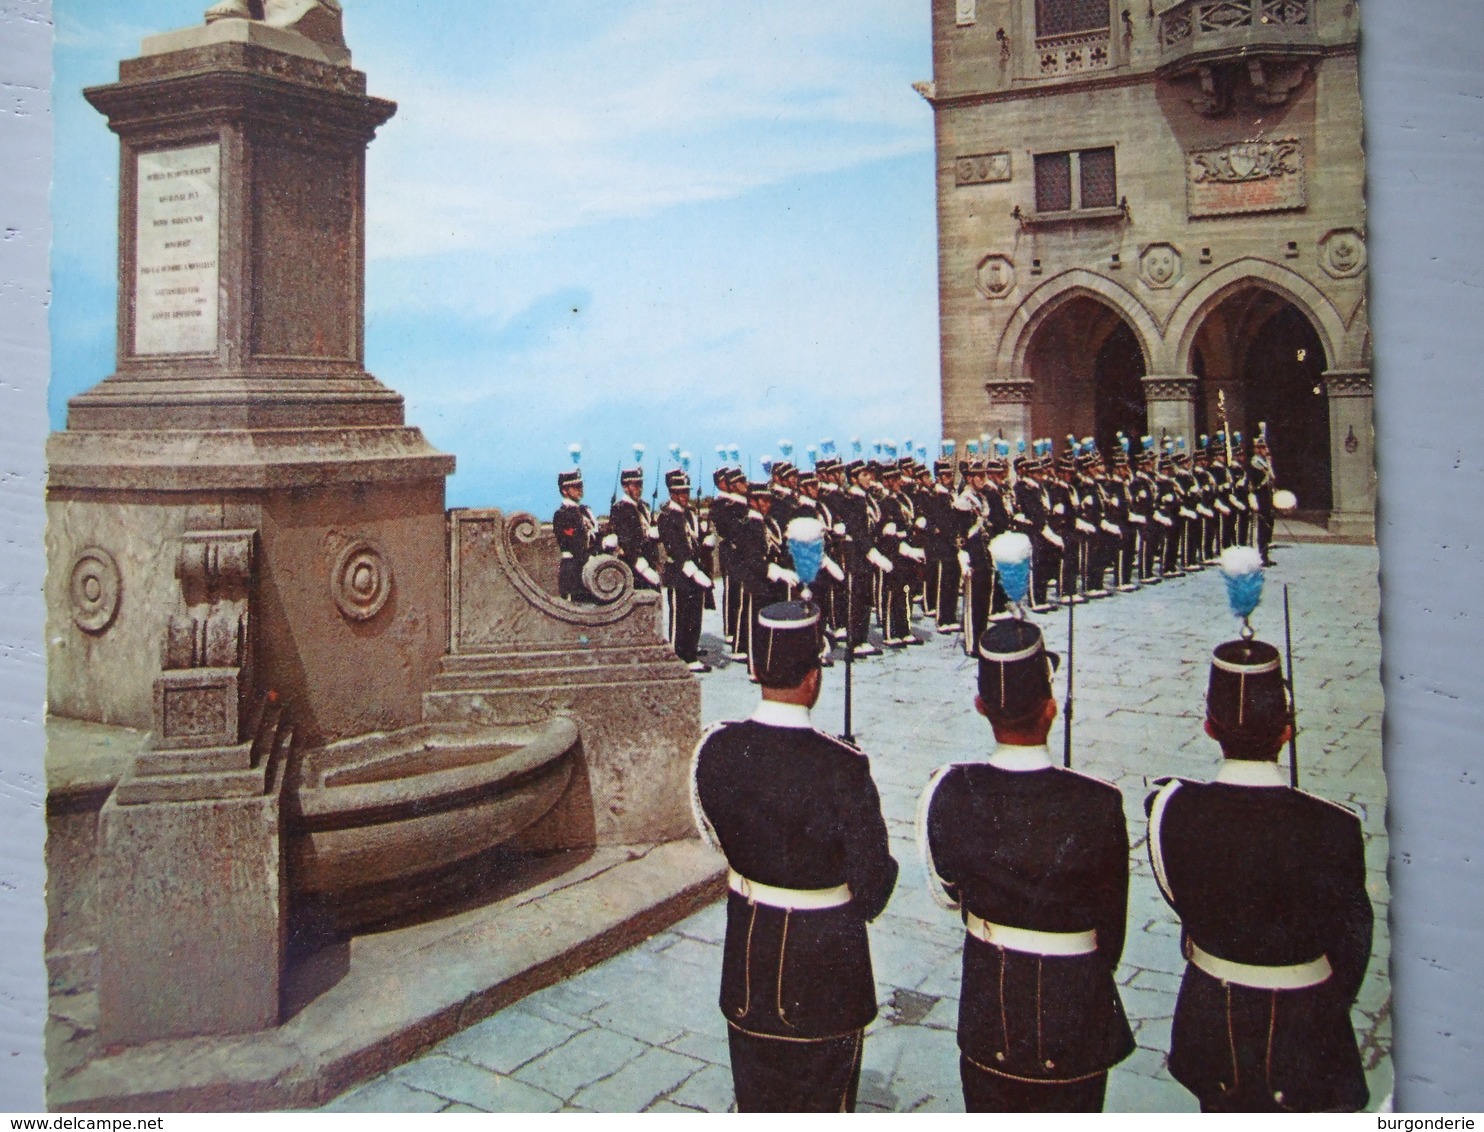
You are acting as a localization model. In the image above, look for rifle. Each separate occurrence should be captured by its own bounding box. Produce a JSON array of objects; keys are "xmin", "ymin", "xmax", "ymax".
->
[
  {"xmin": 1063, "ymin": 598, "xmax": 1075, "ymax": 768},
  {"xmin": 1218, "ymin": 390, "xmax": 1234, "ymax": 466},
  {"xmin": 841, "ymin": 535, "xmax": 856, "ymax": 744},
  {"xmin": 1284, "ymin": 584, "xmax": 1299, "ymax": 787},
  {"xmin": 610, "ymin": 460, "xmax": 623, "ymax": 512}
]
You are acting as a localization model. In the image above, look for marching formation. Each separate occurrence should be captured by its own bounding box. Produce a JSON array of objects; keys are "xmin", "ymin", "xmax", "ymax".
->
[
  {"xmin": 552, "ymin": 428, "xmax": 1289, "ymax": 677},
  {"xmin": 688, "ymin": 531, "xmax": 1372, "ymax": 1114}
]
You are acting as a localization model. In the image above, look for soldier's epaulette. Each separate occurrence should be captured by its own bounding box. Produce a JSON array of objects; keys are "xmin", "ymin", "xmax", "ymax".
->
[
  {"xmin": 1060, "ymin": 764, "xmax": 1119, "ymax": 790},
  {"xmin": 1295, "ymin": 786, "xmax": 1361, "ymax": 819},
  {"xmin": 820, "ymin": 730, "xmax": 868, "ymax": 757}
]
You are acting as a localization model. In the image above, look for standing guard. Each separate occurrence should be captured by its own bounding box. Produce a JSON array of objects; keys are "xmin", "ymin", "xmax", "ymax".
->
[
  {"xmin": 733, "ymin": 482, "xmax": 798, "ymax": 675},
  {"xmin": 691, "ymin": 594, "xmax": 898, "ymax": 1112},
  {"xmin": 1156, "ymin": 440, "xmax": 1185, "ymax": 578},
  {"xmin": 877, "ymin": 461, "xmax": 925, "ymax": 648},
  {"xmin": 609, "ymin": 460, "xmax": 662, "ymax": 590},
  {"xmin": 1249, "ymin": 425, "xmax": 1277, "ymax": 565},
  {"xmin": 836, "ymin": 459, "xmax": 884, "ymax": 658},
  {"xmin": 553, "ymin": 450, "xmax": 601, "ymax": 604},
  {"xmin": 660, "ymin": 467, "xmax": 713, "ymax": 673},
  {"xmin": 1047, "ymin": 445, "xmax": 1083, "ymax": 605},
  {"xmin": 1105, "ymin": 438, "xmax": 1138, "ymax": 592},
  {"xmin": 918, "ymin": 533, "xmax": 1134, "ymax": 1112},
  {"xmin": 924, "ymin": 443, "xmax": 964, "ymax": 632},
  {"xmin": 954, "ymin": 454, "xmax": 995, "ymax": 653},
  {"xmin": 1130, "ymin": 437, "xmax": 1162, "ymax": 585},
  {"xmin": 1145, "ymin": 548, "xmax": 1372, "ymax": 1111},
  {"xmin": 716, "ymin": 468, "xmax": 752, "ymax": 660}
]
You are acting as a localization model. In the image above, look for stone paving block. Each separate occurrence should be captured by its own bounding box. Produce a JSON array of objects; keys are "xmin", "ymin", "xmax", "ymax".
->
[
  {"xmin": 392, "ymin": 1054, "xmax": 563, "ymax": 1113},
  {"xmin": 1117, "ymin": 982, "xmax": 1177, "ymax": 1022},
  {"xmin": 916, "ymin": 952, "xmax": 964, "ymax": 999},
  {"xmin": 668, "ymin": 1061, "xmax": 735, "ymax": 1112},
  {"xmin": 920, "ymin": 995, "xmax": 959, "ymax": 1032},
  {"xmin": 1135, "ymin": 1015, "xmax": 1174, "ymax": 1053},
  {"xmin": 435, "ymin": 1005, "xmax": 581, "ymax": 1076},
  {"xmin": 571, "ymin": 1046, "xmax": 705, "ymax": 1113},
  {"xmin": 1107, "ymin": 1065, "xmax": 1198, "ymax": 1112},
  {"xmin": 666, "ymin": 1027, "xmax": 731, "ymax": 1067},
  {"xmin": 1121, "ymin": 930, "xmax": 1186, "ymax": 975},
  {"xmin": 518, "ymin": 980, "xmax": 611, "ymax": 1027},
  {"xmin": 1127, "ymin": 967, "xmax": 1183, "ymax": 996},
  {"xmin": 646, "ymin": 1099, "xmax": 703, "ymax": 1113},
  {"xmin": 587, "ymin": 974, "xmax": 720, "ymax": 1045},
  {"xmin": 321, "ymin": 1076, "xmax": 451, "ymax": 1113},
  {"xmin": 1117, "ymin": 1043, "xmax": 1170, "ymax": 1079},
  {"xmin": 511, "ymin": 1026, "xmax": 648, "ymax": 1101}
]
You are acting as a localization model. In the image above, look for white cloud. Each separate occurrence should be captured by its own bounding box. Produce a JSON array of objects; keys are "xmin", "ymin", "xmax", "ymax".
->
[{"xmin": 362, "ymin": 2, "xmax": 930, "ymax": 261}]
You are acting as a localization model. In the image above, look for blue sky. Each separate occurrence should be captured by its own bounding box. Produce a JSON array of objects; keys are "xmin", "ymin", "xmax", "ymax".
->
[{"xmin": 51, "ymin": 1, "xmax": 941, "ymax": 512}]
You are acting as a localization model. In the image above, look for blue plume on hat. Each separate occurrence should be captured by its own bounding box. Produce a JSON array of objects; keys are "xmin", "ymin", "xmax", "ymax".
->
[
  {"xmin": 967, "ymin": 439, "xmax": 980, "ymax": 456},
  {"xmin": 1234, "ymin": 431, "xmax": 1243, "ymax": 446},
  {"xmin": 1219, "ymin": 546, "xmax": 1265, "ymax": 634},
  {"xmin": 716, "ymin": 444, "xmax": 728, "ymax": 460},
  {"xmin": 760, "ymin": 455, "xmax": 775, "ymax": 475},
  {"xmin": 785, "ymin": 516, "xmax": 826, "ymax": 589},
  {"xmin": 1017, "ymin": 437, "xmax": 1026, "ymax": 454},
  {"xmin": 669, "ymin": 442, "xmax": 681, "ymax": 461},
  {"xmin": 821, "ymin": 438, "xmax": 835, "ymax": 455},
  {"xmin": 806, "ymin": 444, "xmax": 818, "ymax": 466},
  {"xmin": 632, "ymin": 443, "xmax": 646, "ymax": 462},
  {"xmin": 779, "ymin": 439, "xmax": 794, "ymax": 458},
  {"xmin": 1176, "ymin": 436, "xmax": 1187, "ymax": 451},
  {"xmin": 903, "ymin": 437, "xmax": 914, "ymax": 454},
  {"xmin": 918, "ymin": 445, "xmax": 928, "ymax": 461},
  {"xmin": 729, "ymin": 445, "xmax": 741, "ymax": 463},
  {"xmin": 680, "ymin": 450, "xmax": 692, "ymax": 471},
  {"xmin": 851, "ymin": 437, "xmax": 862, "ymax": 455},
  {"xmin": 942, "ymin": 438, "xmax": 956, "ymax": 457},
  {"xmin": 568, "ymin": 443, "xmax": 582, "ymax": 466},
  {"xmin": 995, "ymin": 439, "xmax": 1010, "ymax": 458},
  {"xmin": 885, "ymin": 441, "xmax": 898, "ymax": 459},
  {"xmin": 989, "ymin": 532, "xmax": 1033, "ymax": 608},
  {"xmin": 1121, "ymin": 434, "xmax": 1131, "ymax": 454},
  {"xmin": 1141, "ymin": 434, "xmax": 1154, "ymax": 452}
]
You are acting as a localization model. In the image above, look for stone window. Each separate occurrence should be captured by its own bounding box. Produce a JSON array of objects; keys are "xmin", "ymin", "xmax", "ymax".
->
[
  {"xmin": 1035, "ymin": 0, "xmax": 1110, "ymax": 38},
  {"xmin": 1034, "ymin": 147, "xmax": 1117, "ymax": 213}
]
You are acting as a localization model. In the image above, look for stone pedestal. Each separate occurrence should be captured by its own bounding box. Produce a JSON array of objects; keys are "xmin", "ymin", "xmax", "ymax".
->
[
  {"xmin": 1324, "ymin": 368, "xmax": 1376, "ymax": 537},
  {"xmin": 1142, "ymin": 374, "xmax": 1198, "ymax": 446},
  {"xmin": 984, "ymin": 381, "xmax": 1034, "ymax": 444}
]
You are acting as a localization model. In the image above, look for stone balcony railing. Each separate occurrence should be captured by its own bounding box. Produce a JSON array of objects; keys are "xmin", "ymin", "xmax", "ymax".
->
[
  {"xmin": 1156, "ymin": 0, "xmax": 1318, "ymax": 75},
  {"xmin": 1034, "ymin": 27, "xmax": 1113, "ymax": 77}
]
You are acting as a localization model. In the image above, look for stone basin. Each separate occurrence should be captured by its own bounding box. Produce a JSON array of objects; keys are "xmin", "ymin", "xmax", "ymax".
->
[{"xmin": 285, "ymin": 717, "xmax": 579, "ymax": 925}]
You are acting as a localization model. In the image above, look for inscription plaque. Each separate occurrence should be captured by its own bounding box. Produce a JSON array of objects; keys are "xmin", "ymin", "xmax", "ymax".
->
[{"xmin": 134, "ymin": 143, "xmax": 220, "ymax": 355}]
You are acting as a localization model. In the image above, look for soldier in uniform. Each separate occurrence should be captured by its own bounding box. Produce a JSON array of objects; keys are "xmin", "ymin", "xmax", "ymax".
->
[
  {"xmin": 1155, "ymin": 443, "xmax": 1185, "ymax": 578},
  {"xmin": 1145, "ymin": 611, "xmax": 1373, "ymax": 1112},
  {"xmin": 836, "ymin": 459, "xmax": 885, "ymax": 658},
  {"xmin": 923, "ymin": 451, "xmax": 964, "ymax": 632},
  {"xmin": 954, "ymin": 456, "xmax": 996, "ymax": 652},
  {"xmin": 691, "ymin": 598, "xmax": 899, "ymax": 1112},
  {"xmin": 792, "ymin": 469, "xmax": 846, "ymax": 658},
  {"xmin": 1249, "ymin": 428, "xmax": 1277, "ymax": 566},
  {"xmin": 717, "ymin": 468, "xmax": 753, "ymax": 660},
  {"xmin": 659, "ymin": 467, "xmax": 714, "ymax": 673},
  {"xmin": 1131, "ymin": 440, "xmax": 1163, "ymax": 585},
  {"xmin": 1047, "ymin": 448, "xmax": 1084, "ymax": 605},
  {"xmin": 919, "ymin": 609, "xmax": 1134, "ymax": 1112},
  {"xmin": 608, "ymin": 465, "xmax": 662, "ymax": 590},
  {"xmin": 815, "ymin": 455, "xmax": 850, "ymax": 643},
  {"xmin": 877, "ymin": 461, "xmax": 926, "ymax": 648},
  {"xmin": 731, "ymin": 482, "xmax": 799, "ymax": 672},
  {"xmin": 553, "ymin": 465, "xmax": 600, "ymax": 603},
  {"xmin": 1192, "ymin": 441, "xmax": 1220, "ymax": 564},
  {"xmin": 1105, "ymin": 441, "xmax": 1138, "ymax": 592}
]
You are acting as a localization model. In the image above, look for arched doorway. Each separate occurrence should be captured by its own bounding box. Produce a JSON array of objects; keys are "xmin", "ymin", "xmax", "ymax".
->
[
  {"xmin": 1026, "ymin": 296, "xmax": 1148, "ymax": 454},
  {"xmin": 1188, "ymin": 289, "xmax": 1332, "ymax": 512}
]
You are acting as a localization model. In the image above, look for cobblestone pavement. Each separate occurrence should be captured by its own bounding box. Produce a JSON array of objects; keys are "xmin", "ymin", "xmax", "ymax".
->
[{"xmin": 324, "ymin": 542, "xmax": 1389, "ymax": 1113}]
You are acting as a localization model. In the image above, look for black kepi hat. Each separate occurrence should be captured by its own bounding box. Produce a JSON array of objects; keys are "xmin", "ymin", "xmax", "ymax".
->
[
  {"xmin": 557, "ymin": 469, "xmax": 583, "ymax": 491},
  {"xmin": 754, "ymin": 600, "xmax": 823, "ymax": 689},
  {"xmin": 665, "ymin": 469, "xmax": 692, "ymax": 492},
  {"xmin": 1206, "ymin": 638, "xmax": 1289, "ymax": 744},
  {"xmin": 976, "ymin": 619, "xmax": 1060, "ymax": 724}
]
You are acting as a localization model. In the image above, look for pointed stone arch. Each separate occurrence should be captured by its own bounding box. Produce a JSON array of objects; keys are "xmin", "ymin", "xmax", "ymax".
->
[
  {"xmin": 995, "ymin": 269, "xmax": 1164, "ymax": 378},
  {"xmin": 1169, "ymin": 258, "xmax": 1350, "ymax": 374}
]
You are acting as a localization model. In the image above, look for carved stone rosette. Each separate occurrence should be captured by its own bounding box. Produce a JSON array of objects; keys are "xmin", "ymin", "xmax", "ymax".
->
[
  {"xmin": 69, "ymin": 547, "xmax": 122, "ymax": 634},
  {"xmin": 331, "ymin": 539, "xmax": 394, "ymax": 622}
]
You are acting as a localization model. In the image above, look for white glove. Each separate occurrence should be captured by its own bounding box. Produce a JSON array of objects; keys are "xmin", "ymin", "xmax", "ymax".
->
[
  {"xmin": 1214, "ymin": 501, "xmax": 1232, "ymax": 515},
  {"xmin": 1052, "ymin": 504, "xmax": 1066, "ymax": 516},
  {"xmin": 702, "ymin": 533, "xmax": 718, "ymax": 547},
  {"xmin": 693, "ymin": 568, "xmax": 713, "ymax": 589},
  {"xmin": 1129, "ymin": 513, "xmax": 1148, "ymax": 525},
  {"xmin": 1197, "ymin": 506, "xmax": 1215, "ymax": 519},
  {"xmin": 767, "ymin": 563, "xmax": 800, "ymax": 587},
  {"xmin": 1232, "ymin": 498, "xmax": 1248, "ymax": 511},
  {"xmin": 821, "ymin": 555, "xmax": 845, "ymax": 582},
  {"xmin": 833, "ymin": 523, "xmax": 847, "ymax": 535},
  {"xmin": 915, "ymin": 516, "xmax": 928, "ymax": 529},
  {"xmin": 1248, "ymin": 493, "xmax": 1260, "ymax": 509},
  {"xmin": 1041, "ymin": 525, "xmax": 1065, "ymax": 549},
  {"xmin": 636, "ymin": 558, "xmax": 661, "ymax": 586},
  {"xmin": 902, "ymin": 545, "xmax": 926, "ymax": 563},
  {"xmin": 1013, "ymin": 512, "xmax": 1028, "ymax": 524},
  {"xmin": 867, "ymin": 547, "xmax": 894, "ymax": 573},
  {"xmin": 602, "ymin": 533, "xmax": 619, "ymax": 550},
  {"xmin": 958, "ymin": 550, "xmax": 972, "ymax": 571},
  {"xmin": 881, "ymin": 522, "xmax": 899, "ymax": 538},
  {"xmin": 1155, "ymin": 513, "xmax": 1174, "ymax": 527},
  {"xmin": 1179, "ymin": 508, "xmax": 1197, "ymax": 520},
  {"xmin": 1076, "ymin": 519, "xmax": 1096, "ymax": 534},
  {"xmin": 1100, "ymin": 520, "xmax": 1121, "ymax": 536}
]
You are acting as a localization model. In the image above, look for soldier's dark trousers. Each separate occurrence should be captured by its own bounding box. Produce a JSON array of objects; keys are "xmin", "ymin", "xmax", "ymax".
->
[
  {"xmin": 959, "ymin": 1059, "xmax": 1107, "ymax": 1113},
  {"xmin": 846, "ymin": 569, "xmax": 873, "ymax": 648},
  {"xmin": 558, "ymin": 558, "xmax": 595, "ymax": 603},
  {"xmin": 724, "ymin": 573, "xmax": 746, "ymax": 652},
  {"xmin": 1117, "ymin": 531, "xmax": 1138, "ymax": 586},
  {"xmin": 1059, "ymin": 537, "xmax": 1081, "ymax": 598},
  {"xmin": 728, "ymin": 1027, "xmax": 864, "ymax": 1113},
  {"xmin": 1140, "ymin": 526, "xmax": 1162, "ymax": 580},
  {"xmin": 1257, "ymin": 508, "xmax": 1275, "ymax": 562},
  {"xmin": 881, "ymin": 575, "xmax": 910, "ymax": 642},
  {"xmin": 928, "ymin": 557, "xmax": 961, "ymax": 626},
  {"xmin": 964, "ymin": 570, "xmax": 992, "ymax": 652},
  {"xmin": 1032, "ymin": 542, "xmax": 1059, "ymax": 605},
  {"xmin": 667, "ymin": 582, "xmax": 704, "ymax": 663}
]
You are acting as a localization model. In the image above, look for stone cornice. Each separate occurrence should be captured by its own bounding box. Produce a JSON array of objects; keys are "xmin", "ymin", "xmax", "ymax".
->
[
  {"xmin": 1323, "ymin": 368, "xmax": 1372, "ymax": 398},
  {"xmin": 1142, "ymin": 375, "xmax": 1197, "ymax": 401},
  {"xmin": 985, "ymin": 381, "xmax": 1035, "ymax": 404}
]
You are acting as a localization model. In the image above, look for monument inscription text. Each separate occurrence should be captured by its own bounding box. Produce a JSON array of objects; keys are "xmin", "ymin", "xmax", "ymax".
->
[{"xmin": 134, "ymin": 143, "xmax": 221, "ymax": 356}]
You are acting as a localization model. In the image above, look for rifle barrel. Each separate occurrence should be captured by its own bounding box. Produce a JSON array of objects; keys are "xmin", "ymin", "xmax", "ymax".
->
[
  {"xmin": 1284, "ymin": 584, "xmax": 1299, "ymax": 788},
  {"xmin": 1063, "ymin": 599, "xmax": 1075, "ymax": 768}
]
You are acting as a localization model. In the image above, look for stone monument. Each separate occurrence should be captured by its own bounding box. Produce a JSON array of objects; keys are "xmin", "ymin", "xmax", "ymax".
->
[{"xmin": 45, "ymin": 2, "xmax": 712, "ymax": 1107}]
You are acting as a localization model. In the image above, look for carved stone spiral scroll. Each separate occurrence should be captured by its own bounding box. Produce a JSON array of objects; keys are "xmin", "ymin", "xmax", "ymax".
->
[
  {"xmin": 332, "ymin": 539, "xmax": 393, "ymax": 622},
  {"xmin": 495, "ymin": 510, "xmax": 651, "ymax": 626},
  {"xmin": 69, "ymin": 547, "xmax": 122, "ymax": 634}
]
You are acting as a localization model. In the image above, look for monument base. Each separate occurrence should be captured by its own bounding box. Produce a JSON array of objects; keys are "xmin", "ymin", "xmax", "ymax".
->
[{"xmin": 47, "ymin": 838, "xmax": 724, "ymax": 1112}]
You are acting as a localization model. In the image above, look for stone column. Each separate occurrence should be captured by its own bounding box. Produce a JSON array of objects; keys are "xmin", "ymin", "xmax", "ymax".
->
[
  {"xmin": 984, "ymin": 381, "xmax": 1035, "ymax": 446},
  {"xmin": 1324, "ymin": 368, "xmax": 1376, "ymax": 538},
  {"xmin": 1142, "ymin": 375, "xmax": 1198, "ymax": 447}
]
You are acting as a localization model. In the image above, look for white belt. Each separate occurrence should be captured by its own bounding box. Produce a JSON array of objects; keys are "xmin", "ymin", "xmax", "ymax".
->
[
  {"xmin": 727, "ymin": 868, "xmax": 852, "ymax": 911},
  {"xmin": 560, "ymin": 551, "xmax": 573, "ymax": 559},
  {"xmin": 1187, "ymin": 941, "xmax": 1332, "ymax": 990},
  {"xmin": 965, "ymin": 912, "xmax": 1097, "ymax": 956}
]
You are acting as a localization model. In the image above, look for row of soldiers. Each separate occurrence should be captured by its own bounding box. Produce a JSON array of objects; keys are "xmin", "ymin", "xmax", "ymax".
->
[
  {"xmin": 553, "ymin": 430, "xmax": 1280, "ymax": 673},
  {"xmin": 692, "ymin": 557, "xmax": 1371, "ymax": 1113}
]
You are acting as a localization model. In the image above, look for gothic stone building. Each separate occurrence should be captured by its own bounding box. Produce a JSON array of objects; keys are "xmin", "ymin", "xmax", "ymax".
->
[{"xmin": 923, "ymin": 0, "xmax": 1372, "ymax": 535}]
